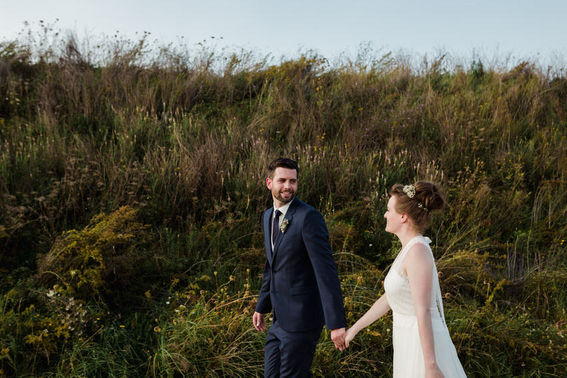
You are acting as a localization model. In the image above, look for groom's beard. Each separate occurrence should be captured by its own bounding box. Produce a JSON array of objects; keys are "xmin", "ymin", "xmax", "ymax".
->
[{"xmin": 276, "ymin": 189, "xmax": 295, "ymax": 203}]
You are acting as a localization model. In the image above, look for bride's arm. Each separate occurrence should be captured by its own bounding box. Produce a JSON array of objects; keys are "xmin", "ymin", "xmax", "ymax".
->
[
  {"xmin": 345, "ymin": 293, "xmax": 391, "ymax": 347},
  {"xmin": 405, "ymin": 244, "xmax": 444, "ymax": 377}
]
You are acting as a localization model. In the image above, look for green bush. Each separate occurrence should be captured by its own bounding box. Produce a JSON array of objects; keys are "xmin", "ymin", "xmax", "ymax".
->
[{"xmin": 37, "ymin": 206, "xmax": 151, "ymax": 303}]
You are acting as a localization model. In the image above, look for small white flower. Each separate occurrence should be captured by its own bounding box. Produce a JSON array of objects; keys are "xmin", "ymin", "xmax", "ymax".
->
[{"xmin": 403, "ymin": 184, "xmax": 416, "ymax": 198}]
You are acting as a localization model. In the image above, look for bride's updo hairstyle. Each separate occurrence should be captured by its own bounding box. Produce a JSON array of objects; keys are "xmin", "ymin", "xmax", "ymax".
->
[{"xmin": 390, "ymin": 181, "xmax": 446, "ymax": 232}]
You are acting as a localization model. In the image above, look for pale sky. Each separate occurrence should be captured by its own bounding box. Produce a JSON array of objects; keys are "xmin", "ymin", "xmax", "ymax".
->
[{"xmin": 1, "ymin": 0, "xmax": 566, "ymax": 65}]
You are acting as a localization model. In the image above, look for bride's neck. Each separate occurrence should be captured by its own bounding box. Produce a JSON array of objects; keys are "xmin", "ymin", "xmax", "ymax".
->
[{"xmin": 396, "ymin": 228, "xmax": 422, "ymax": 249}]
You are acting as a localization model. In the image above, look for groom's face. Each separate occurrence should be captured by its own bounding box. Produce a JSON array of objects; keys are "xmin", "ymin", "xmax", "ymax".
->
[{"xmin": 267, "ymin": 167, "xmax": 298, "ymax": 205}]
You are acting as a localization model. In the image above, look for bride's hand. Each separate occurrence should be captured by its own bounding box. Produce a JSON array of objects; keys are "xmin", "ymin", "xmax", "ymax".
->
[
  {"xmin": 344, "ymin": 328, "xmax": 356, "ymax": 348},
  {"xmin": 425, "ymin": 364, "xmax": 444, "ymax": 378}
]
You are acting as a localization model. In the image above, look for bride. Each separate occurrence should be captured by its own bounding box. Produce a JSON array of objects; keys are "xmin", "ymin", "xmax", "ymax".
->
[{"xmin": 345, "ymin": 182, "xmax": 466, "ymax": 377}]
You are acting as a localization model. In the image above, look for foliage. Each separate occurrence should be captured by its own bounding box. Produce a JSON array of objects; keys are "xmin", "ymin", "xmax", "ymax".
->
[
  {"xmin": 37, "ymin": 206, "xmax": 151, "ymax": 304},
  {"xmin": 1, "ymin": 27, "xmax": 566, "ymax": 376}
]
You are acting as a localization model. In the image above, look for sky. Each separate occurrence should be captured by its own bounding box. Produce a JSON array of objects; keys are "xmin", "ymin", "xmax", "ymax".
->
[{"xmin": 1, "ymin": 0, "xmax": 566, "ymax": 66}]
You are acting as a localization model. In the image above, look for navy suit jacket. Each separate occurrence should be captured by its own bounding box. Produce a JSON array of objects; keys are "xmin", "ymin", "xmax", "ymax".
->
[{"xmin": 255, "ymin": 198, "xmax": 346, "ymax": 332}]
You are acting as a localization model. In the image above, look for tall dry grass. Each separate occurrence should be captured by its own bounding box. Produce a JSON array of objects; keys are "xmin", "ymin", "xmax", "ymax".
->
[{"xmin": 1, "ymin": 28, "xmax": 566, "ymax": 376}]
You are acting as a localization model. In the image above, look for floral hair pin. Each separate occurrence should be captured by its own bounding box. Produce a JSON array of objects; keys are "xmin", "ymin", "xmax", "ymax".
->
[
  {"xmin": 403, "ymin": 185, "xmax": 416, "ymax": 198},
  {"xmin": 403, "ymin": 184, "xmax": 428, "ymax": 212},
  {"xmin": 417, "ymin": 202, "xmax": 429, "ymax": 212}
]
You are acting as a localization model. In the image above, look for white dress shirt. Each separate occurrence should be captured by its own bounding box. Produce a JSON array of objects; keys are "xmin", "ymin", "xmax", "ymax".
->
[{"xmin": 271, "ymin": 198, "xmax": 294, "ymax": 249}]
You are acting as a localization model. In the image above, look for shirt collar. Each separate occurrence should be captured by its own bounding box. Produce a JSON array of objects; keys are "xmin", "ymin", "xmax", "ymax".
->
[{"xmin": 274, "ymin": 197, "xmax": 294, "ymax": 219}]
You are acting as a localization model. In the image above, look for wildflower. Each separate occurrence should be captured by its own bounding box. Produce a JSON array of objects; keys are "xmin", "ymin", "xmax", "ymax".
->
[{"xmin": 120, "ymin": 325, "xmax": 125, "ymax": 328}]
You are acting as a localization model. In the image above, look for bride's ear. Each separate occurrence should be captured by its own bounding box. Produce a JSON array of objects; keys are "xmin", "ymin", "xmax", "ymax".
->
[{"xmin": 400, "ymin": 213, "xmax": 408, "ymax": 223}]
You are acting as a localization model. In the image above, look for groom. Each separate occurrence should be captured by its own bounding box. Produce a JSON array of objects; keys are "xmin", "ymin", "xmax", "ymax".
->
[{"xmin": 253, "ymin": 158, "xmax": 346, "ymax": 377}]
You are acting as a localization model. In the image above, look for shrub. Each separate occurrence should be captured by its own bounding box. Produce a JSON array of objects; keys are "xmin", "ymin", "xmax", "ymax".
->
[{"xmin": 37, "ymin": 206, "xmax": 151, "ymax": 305}]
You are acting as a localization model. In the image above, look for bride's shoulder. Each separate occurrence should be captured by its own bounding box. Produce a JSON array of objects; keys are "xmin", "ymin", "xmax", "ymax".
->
[
  {"xmin": 406, "ymin": 241, "xmax": 429, "ymax": 255},
  {"xmin": 404, "ymin": 242, "xmax": 433, "ymax": 266}
]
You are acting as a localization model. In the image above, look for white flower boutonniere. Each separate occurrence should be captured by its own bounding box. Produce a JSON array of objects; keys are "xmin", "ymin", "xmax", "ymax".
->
[{"xmin": 280, "ymin": 218, "xmax": 289, "ymax": 234}]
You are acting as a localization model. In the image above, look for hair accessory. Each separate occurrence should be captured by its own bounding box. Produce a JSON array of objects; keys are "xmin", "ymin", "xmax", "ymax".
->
[
  {"xmin": 403, "ymin": 185, "xmax": 416, "ymax": 198},
  {"xmin": 403, "ymin": 184, "xmax": 429, "ymax": 212},
  {"xmin": 417, "ymin": 202, "xmax": 429, "ymax": 213}
]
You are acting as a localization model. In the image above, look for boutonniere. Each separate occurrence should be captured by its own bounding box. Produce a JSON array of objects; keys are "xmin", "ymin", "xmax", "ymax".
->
[{"xmin": 280, "ymin": 218, "xmax": 289, "ymax": 234}]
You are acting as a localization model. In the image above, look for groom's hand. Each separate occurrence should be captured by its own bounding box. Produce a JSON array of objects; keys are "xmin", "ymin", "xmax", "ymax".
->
[
  {"xmin": 253, "ymin": 312, "xmax": 266, "ymax": 332},
  {"xmin": 331, "ymin": 327, "xmax": 346, "ymax": 351}
]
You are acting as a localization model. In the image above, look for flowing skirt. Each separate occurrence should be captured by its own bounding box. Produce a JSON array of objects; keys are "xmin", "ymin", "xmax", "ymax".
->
[{"xmin": 392, "ymin": 312, "xmax": 467, "ymax": 378}]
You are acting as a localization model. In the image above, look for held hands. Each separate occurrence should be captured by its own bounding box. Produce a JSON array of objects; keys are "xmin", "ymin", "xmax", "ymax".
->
[
  {"xmin": 330, "ymin": 328, "xmax": 346, "ymax": 351},
  {"xmin": 332, "ymin": 327, "xmax": 358, "ymax": 351},
  {"xmin": 344, "ymin": 327, "xmax": 356, "ymax": 348},
  {"xmin": 252, "ymin": 312, "xmax": 266, "ymax": 332}
]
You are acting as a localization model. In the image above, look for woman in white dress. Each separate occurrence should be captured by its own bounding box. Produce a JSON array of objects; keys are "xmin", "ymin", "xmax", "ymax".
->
[{"xmin": 345, "ymin": 182, "xmax": 466, "ymax": 378}]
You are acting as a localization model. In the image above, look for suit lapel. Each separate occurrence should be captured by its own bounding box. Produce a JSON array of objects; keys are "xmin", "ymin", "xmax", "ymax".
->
[
  {"xmin": 264, "ymin": 209, "xmax": 274, "ymax": 265},
  {"xmin": 272, "ymin": 199, "xmax": 299, "ymax": 259}
]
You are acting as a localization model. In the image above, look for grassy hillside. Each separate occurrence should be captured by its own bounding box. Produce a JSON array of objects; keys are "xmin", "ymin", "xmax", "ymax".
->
[{"xmin": 1, "ymin": 31, "xmax": 566, "ymax": 376}]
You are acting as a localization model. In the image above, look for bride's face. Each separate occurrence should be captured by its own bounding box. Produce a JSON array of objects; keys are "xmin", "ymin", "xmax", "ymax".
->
[{"xmin": 384, "ymin": 195, "xmax": 404, "ymax": 234}]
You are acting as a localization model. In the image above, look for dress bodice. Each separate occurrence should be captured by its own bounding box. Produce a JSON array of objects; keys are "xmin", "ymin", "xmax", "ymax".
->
[{"xmin": 384, "ymin": 236, "xmax": 444, "ymax": 320}]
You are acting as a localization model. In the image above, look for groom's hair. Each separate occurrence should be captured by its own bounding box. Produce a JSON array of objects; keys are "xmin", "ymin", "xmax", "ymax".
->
[{"xmin": 268, "ymin": 158, "xmax": 299, "ymax": 178}]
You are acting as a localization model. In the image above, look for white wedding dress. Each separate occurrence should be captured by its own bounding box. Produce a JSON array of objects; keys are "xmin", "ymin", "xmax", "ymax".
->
[{"xmin": 384, "ymin": 236, "xmax": 466, "ymax": 377}]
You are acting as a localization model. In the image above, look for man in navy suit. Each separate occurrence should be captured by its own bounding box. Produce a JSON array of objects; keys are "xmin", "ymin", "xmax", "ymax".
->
[{"xmin": 253, "ymin": 158, "xmax": 346, "ymax": 377}]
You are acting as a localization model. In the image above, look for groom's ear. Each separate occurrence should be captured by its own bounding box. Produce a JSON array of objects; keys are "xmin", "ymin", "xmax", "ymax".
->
[{"xmin": 266, "ymin": 177, "xmax": 272, "ymax": 190}]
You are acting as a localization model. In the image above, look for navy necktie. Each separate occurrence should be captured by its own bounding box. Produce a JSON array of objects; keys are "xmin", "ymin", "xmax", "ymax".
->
[{"xmin": 272, "ymin": 209, "xmax": 281, "ymax": 246}]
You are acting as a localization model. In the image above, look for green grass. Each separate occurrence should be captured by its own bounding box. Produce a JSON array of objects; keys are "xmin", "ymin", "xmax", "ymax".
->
[{"xmin": 1, "ymin": 28, "xmax": 566, "ymax": 376}]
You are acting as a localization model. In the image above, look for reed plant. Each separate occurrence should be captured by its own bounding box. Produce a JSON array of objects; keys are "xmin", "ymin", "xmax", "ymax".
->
[{"xmin": 1, "ymin": 28, "xmax": 566, "ymax": 376}]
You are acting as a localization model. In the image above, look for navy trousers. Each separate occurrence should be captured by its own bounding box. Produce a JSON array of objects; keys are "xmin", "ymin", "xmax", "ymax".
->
[{"xmin": 264, "ymin": 320, "xmax": 322, "ymax": 378}]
